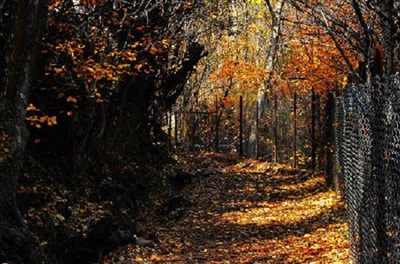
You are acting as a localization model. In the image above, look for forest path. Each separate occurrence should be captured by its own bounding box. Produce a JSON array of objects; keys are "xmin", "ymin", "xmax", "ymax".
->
[{"xmin": 109, "ymin": 156, "xmax": 349, "ymax": 263}]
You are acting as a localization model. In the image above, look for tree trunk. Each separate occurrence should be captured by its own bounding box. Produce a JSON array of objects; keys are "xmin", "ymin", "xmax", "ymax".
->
[
  {"xmin": 293, "ymin": 91, "xmax": 297, "ymax": 168},
  {"xmin": 316, "ymin": 94, "xmax": 324, "ymax": 171},
  {"xmin": 0, "ymin": 0, "xmax": 49, "ymax": 262},
  {"xmin": 239, "ymin": 96, "xmax": 244, "ymax": 157},
  {"xmin": 379, "ymin": 0, "xmax": 396, "ymax": 75},
  {"xmin": 174, "ymin": 112, "xmax": 178, "ymax": 148},
  {"xmin": 168, "ymin": 111, "xmax": 172, "ymax": 150},
  {"xmin": 214, "ymin": 96, "xmax": 220, "ymax": 152},
  {"xmin": 255, "ymin": 101, "xmax": 259, "ymax": 157},
  {"xmin": 311, "ymin": 87, "xmax": 317, "ymax": 171},
  {"xmin": 274, "ymin": 93, "xmax": 279, "ymax": 163},
  {"xmin": 325, "ymin": 91, "xmax": 337, "ymax": 190},
  {"xmin": 248, "ymin": 0, "xmax": 285, "ymax": 156}
]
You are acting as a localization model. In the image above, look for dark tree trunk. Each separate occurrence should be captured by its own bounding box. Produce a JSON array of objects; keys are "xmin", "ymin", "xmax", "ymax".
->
[
  {"xmin": 239, "ymin": 96, "xmax": 243, "ymax": 157},
  {"xmin": 316, "ymin": 95, "xmax": 324, "ymax": 171},
  {"xmin": 325, "ymin": 91, "xmax": 337, "ymax": 190},
  {"xmin": 311, "ymin": 87, "xmax": 317, "ymax": 172},
  {"xmin": 293, "ymin": 91, "xmax": 297, "ymax": 168},
  {"xmin": 215, "ymin": 96, "xmax": 220, "ymax": 152},
  {"xmin": 273, "ymin": 94, "xmax": 279, "ymax": 163},
  {"xmin": 379, "ymin": 0, "xmax": 396, "ymax": 75},
  {"xmin": 109, "ymin": 75, "xmax": 155, "ymax": 162},
  {"xmin": 0, "ymin": 0, "xmax": 49, "ymax": 262}
]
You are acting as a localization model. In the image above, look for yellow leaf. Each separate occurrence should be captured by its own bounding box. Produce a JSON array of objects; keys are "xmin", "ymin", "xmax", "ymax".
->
[
  {"xmin": 49, "ymin": 116, "xmax": 57, "ymax": 125},
  {"xmin": 86, "ymin": 67, "xmax": 95, "ymax": 73},
  {"xmin": 134, "ymin": 256, "xmax": 144, "ymax": 262},
  {"xmin": 26, "ymin": 104, "xmax": 39, "ymax": 112}
]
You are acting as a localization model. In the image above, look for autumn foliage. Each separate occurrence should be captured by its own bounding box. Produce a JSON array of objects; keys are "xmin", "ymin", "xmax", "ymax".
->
[{"xmin": 1, "ymin": 0, "xmax": 400, "ymax": 263}]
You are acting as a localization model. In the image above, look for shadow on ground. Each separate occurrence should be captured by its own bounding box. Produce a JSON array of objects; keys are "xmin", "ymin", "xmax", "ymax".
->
[{"xmin": 108, "ymin": 158, "xmax": 349, "ymax": 263}]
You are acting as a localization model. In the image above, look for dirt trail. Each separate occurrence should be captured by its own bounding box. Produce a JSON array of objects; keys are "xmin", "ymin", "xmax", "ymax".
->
[{"xmin": 108, "ymin": 158, "xmax": 349, "ymax": 263}]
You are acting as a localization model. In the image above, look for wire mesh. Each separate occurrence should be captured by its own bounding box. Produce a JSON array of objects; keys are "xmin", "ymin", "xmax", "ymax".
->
[{"xmin": 335, "ymin": 76, "xmax": 400, "ymax": 263}]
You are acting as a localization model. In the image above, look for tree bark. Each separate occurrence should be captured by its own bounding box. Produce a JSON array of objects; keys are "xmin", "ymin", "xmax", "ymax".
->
[
  {"xmin": 255, "ymin": 101, "xmax": 259, "ymax": 157},
  {"xmin": 311, "ymin": 87, "xmax": 317, "ymax": 171},
  {"xmin": 293, "ymin": 91, "xmax": 297, "ymax": 168},
  {"xmin": 325, "ymin": 91, "xmax": 337, "ymax": 190},
  {"xmin": 214, "ymin": 96, "xmax": 219, "ymax": 152},
  {"xmin": 248, "ymin": 0, "xmax": 285, "ymax": 156},
  {"xmin": 273, "ymin": 93, "xmax": 279, "ymax": 163},
  {"xmin": 239, "ymin": 96, "xmax": 244, "ymax": 157},
  {"xmin": 379, "ymin": 0, "xmax": 396, "ymax": 74},
  {"xmin": 0, "ymin": 0, "xmax": 49, "ymax": 262}
]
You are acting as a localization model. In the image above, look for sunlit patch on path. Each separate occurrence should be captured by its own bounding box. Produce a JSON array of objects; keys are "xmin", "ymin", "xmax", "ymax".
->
[{"xmin": 108, "ymin": 158, "xmax": 349, "ymax": 263}]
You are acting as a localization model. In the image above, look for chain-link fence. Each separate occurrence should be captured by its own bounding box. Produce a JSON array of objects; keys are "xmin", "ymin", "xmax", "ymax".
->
[{"xmin": 335, "ymin": 76, "xmax": 400, "ymax": 263}]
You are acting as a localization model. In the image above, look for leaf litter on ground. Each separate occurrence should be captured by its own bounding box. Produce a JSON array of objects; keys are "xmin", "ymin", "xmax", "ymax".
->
[{"xmin": 106, "ymin": 153, "xmax": 349, "ymax": 263}]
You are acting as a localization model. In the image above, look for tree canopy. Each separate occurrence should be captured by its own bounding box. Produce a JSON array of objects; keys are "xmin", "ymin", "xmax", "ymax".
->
[{"xmin": 1, "ymin": 0, "xmax": 400, "ymax": 263}]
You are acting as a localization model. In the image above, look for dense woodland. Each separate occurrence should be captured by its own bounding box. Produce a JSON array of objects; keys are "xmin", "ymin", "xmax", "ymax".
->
[{"xmin": 1, "ymin": 0, "xmax": 400, "ymax": 263}]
